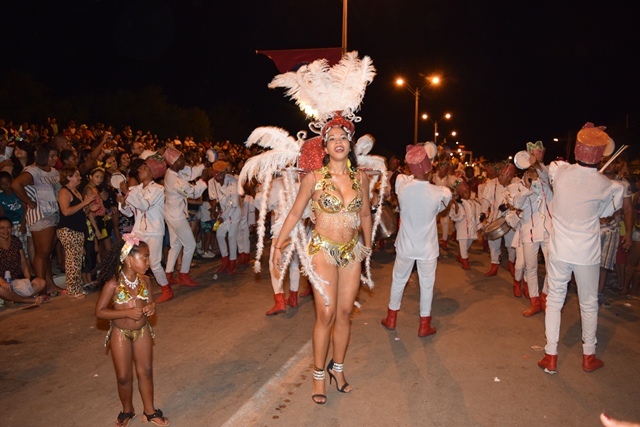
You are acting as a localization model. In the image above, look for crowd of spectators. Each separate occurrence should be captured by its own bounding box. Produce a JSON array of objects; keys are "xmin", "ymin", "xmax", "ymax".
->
[
  {"xmin": 0, "ymin": 116, "xmax": 638, "ymax": 306},
  {"xmin": 0, "ymin": 116, "xmax": 260, "ymax": 304}
]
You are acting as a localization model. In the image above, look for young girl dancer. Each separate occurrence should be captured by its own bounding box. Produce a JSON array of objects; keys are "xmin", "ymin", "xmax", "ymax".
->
[{"xmin": 95, "ymin": 234, "xmax": 169, "ymax": 426}]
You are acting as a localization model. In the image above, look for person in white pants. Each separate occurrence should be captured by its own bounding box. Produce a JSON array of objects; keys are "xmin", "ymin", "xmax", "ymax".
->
[
  {"xmin": 512, "ymin": 166, "xmax": 553, "ymax": 315},
  {"xmin": 481, "ymin": 162, "xmax": 518, "ymax": 277},
  {"xmin": 163, "ymin": 147, "xmax": 211, "ymax": 287},
  {"xmin": 208, "ymin": 161, "xmax": 241, "ymax": 274},
  {"xmin": 236, "ymin": 192, "xmax": 255, "ymax": 266},
  {"xmin": 538, "ymin": 123, "xmax": 624, "ymax": 375},
  {"xmin": 449, "ymin": 180, "xmax": 483, "ymax": 270},
  {"xmin": 118, "ymin": 159, "xmax": 171, "ymax": 301},
  {"xmin": 432, "ymin": 163, "xmax": 453, "ymax": 250},
  {"xmin": 381, "ymin": 144, "xmax": 452, "ymax": 337}
]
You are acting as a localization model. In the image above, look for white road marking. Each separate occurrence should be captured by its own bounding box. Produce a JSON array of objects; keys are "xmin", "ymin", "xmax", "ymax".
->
[{"xmin": 220, "ymin": 339, "xmax": 312, "ymax": 426}]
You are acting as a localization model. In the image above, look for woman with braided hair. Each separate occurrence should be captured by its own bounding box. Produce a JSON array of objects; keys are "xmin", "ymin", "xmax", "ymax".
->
[{"xmin": 94, "ymin": 235, "xmax": 169, "ymax": 426}]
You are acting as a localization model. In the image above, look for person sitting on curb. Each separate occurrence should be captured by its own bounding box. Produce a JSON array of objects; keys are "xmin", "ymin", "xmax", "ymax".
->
[{"xmin": 0, "ymin": 216, "xmax": 46, "ymax": 304}]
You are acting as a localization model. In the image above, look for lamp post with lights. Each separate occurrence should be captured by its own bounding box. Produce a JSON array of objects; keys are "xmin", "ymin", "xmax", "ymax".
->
[
  {"xmin": 421, "ymin": 113, "xmax": 452, "ymax": 144},
  {"xmin": 395, "ymin": 76, "xmax": 441, "ymax": 145}
]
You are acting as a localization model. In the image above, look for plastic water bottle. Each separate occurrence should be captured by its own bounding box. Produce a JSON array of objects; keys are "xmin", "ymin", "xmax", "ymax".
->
[{"xmin": 4, "ymin": 270, "xmax": 11, "ymax": 284}]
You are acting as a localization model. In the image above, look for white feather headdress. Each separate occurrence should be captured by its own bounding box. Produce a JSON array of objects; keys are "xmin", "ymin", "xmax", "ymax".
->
[{"xmin": 268, "ymin": 51, "xmax": 376, "ymax": 133}]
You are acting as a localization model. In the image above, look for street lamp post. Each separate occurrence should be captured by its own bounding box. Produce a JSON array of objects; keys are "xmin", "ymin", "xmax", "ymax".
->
[
  {"xmin": 395, "ymin": 76, "xmax": 441, "ymax": 146},
  {"xmin": 422, "ymin": 113, "xmax": 452, "ymax": 144}
]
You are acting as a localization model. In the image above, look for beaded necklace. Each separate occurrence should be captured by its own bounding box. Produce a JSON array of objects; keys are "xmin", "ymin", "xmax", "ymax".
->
[{"xmin": 120, "ymin": 271, "xmax": 140, "ymax": 290}]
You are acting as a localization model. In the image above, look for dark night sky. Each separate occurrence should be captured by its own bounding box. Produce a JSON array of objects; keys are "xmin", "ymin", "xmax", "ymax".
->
[{"xmin": 5, "ymin": 0, "xmax": 640, "ymax": 161}]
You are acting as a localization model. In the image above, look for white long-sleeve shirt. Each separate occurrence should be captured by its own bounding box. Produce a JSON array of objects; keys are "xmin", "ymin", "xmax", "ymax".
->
[
  {"xmin": 208, "ymin": 174, "xmax": 241, "ymax": 222},
  {"xmin": 512, "ymin": 178, "xmax": 553, "ymax": 243},
  {"xmin": 480, "ymin": 178, "xmax": 502, "ymax": 222},
  {"xmin": 120, "ymin": 181, "xmax": 165, "ymax": 236},
  {"xmin": 164, "ymin": 169, "xmax": 208, "ymax": 221},
  {"xmin": 549, "ymin": 161, "xmax": 624, "ymax": 265},
  {"xmin": 395, "ymin": 174, "xmax": 452, "ymax": 260},
  {"xmin": 449, "ymin": 198, "xmax": 483, "ymax": 240}
]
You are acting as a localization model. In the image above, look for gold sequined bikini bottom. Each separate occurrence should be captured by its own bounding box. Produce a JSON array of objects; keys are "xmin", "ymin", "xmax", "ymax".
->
[
  {"xmin": 307, "ymin": 230, "xmax": 371, "ymax": 268},
  {"xmin": 105, "ymin": 321, "xmax": 155, "ymax": 347}
]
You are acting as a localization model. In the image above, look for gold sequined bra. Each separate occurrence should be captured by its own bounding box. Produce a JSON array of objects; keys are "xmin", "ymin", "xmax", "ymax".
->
[
  {"xmin": 311, "ymin": 166, "xmax": 363, "ymax": 229},
  {"xmin": 113, "ymin": 274, "xmax": 150, "ymax": 305}
]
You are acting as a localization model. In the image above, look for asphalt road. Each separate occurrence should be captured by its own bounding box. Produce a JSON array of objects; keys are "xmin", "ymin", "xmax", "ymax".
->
[{"xmin": 1, "ymin": 241, "xmax": 639, "ymax": 427}]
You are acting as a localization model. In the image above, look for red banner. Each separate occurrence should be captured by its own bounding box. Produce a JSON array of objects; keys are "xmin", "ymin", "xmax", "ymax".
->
[{"xmin": 257, "ymin": 48, "xmax": 343, "ymax": 73}]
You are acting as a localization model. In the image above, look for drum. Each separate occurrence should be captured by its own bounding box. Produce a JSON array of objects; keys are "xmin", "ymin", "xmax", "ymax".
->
[
  {"xmin": 146, "ymin": 156, "xmax": 167, "ymax": 179},
  {"xmin": 423, "ymin": 142, "xmax": 438, "ymax": 162},
  {"xmin": 109, "ymin": 173, "xmax": 126, "ymax": 193},
  {"xmin": 603, "ymin": 139, "xmax": 615, "ymax": 157},
  {"xmin": 514, "ymin": 150, "xmax": 532, "ymax": 170},
  {"xmin": 377, "ymin": 203, "xmax": 398, "ymax": 239},
  {"xmin": 484, "ymin": 218, "xmax": 511, "ymax": 240}
]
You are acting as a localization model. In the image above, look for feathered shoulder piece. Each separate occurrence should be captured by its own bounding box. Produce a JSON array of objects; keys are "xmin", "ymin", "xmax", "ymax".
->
[{"xmin": 268, "ymin": 51, "xmax": 376, "ymax": 134}]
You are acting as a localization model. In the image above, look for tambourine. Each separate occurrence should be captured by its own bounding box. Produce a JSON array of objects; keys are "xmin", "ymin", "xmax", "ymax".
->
[{"xmin": 110, "ymin": 173, "xmax": 126, "ymax": 194}]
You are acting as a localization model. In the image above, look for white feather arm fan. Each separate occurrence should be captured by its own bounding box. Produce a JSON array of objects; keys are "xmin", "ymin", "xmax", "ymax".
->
[
  {"xmin": 353, "ymin": 134, "xmax": 387, "ymax": 288},
  {"xmin": 238, "ymin": 126, "xmax": 301, "ymax": 195}
]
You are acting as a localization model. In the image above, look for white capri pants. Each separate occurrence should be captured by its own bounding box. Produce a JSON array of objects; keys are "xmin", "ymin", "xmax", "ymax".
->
[
  {"xmin": 165, "ymin": 217, "xmax": 196, "ymax": 274},
  {"xmin": 523, "ymin": 239, "xmax": 549, "ymax": 298},
  {"xmin": 388, "ymin": 255, "xmax": 438, "ymax": 317},
  {"xmin": 514, "ymin": 243, "xmax": 525, "ymax": 281},
  {"xmin": 237, "ymin": 223, "xmax": 250, "ymax": 254},
  {"xmin": 440, "ymin": 215, "xmax": 451, "ymax": 240},
  {"xmin": 216, "ymin": 219, "xmax": 239, "ymax": 260},
  {"xmin": 139, "ymin": 233, "xmax": 168, "ymax": 286},
  {"xmin": 488, "ymin": 228, "xmax": 516, "ymax": 264},
  {"xmin": 458, "ymin": 238, "xmax": 473, "ymax": 259},
  {"xmin": 544, "ymin": 255, "xmax": 600, "ymax": 356}
]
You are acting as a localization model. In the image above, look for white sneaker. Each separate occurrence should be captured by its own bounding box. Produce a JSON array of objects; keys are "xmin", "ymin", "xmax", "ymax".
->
[{"xmin": 202, "ymin": 251, "xmax": 215, "ymax": 259}]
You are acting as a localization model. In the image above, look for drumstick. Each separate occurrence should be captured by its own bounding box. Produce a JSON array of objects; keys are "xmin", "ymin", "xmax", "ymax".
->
[{"xmin": 599, "ymin": 145, "xmax": 628, "ymax": 173}]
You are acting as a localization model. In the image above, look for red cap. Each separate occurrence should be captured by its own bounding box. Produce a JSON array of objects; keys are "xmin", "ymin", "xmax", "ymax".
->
[
  {"xmin": 164, "ymin": 146, "xmax": 182, "ymax": 166},
  {"xmin": 575, "ymin": 123, "xmax": 610, "ymax": 164},
  {"xmin": 405, "ymin": 144, "xmax": 432, "ymax": 176}
]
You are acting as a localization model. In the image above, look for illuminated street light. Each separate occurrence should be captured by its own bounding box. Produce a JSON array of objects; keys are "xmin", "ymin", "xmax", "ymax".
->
[
  {"xmin": 395, "ymin": 75, "xmax": 441, "ymax": 145},
  {"xmin": 422, "ymin": 112, "xmax": 452, "ymax": 143}
]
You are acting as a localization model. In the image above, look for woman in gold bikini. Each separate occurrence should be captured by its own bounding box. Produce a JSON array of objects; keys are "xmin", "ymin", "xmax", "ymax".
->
[
  {"xmin": 274, "ymin": 116, "xmax": 373, "ymax": 405},
  {"xmin": 95, "ymin": 234, "xmax": 169, "ymax": 426}
]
